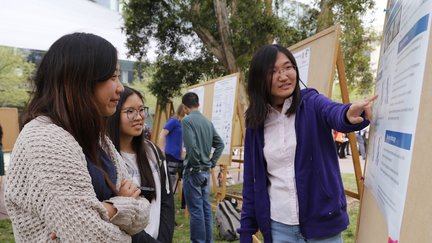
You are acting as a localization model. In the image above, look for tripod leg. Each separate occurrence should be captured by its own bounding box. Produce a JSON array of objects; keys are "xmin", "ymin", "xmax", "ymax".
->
[{"xmin": 173, "ymin": 176, "xmax": 180, "ymax": 194}]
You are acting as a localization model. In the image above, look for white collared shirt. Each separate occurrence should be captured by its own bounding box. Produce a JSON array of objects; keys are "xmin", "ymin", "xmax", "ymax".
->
[
  {"xmin": 121, "ymin": 149, "xmax": 162, "ymax": 238},
  {"xmin": 263, "ymin": 97, "xmax": 299, "ymax": 225}
]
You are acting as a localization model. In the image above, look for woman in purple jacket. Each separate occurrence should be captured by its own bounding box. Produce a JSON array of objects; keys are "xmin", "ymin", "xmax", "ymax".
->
[{"xmin": 238, "ymin": 44, "xmax": 376, "ymax": 243}]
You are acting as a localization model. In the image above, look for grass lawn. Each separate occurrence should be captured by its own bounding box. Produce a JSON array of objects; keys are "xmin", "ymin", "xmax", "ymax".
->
[
  {"xmin": 0, "ymin": 217, "xmax": 14, "ymax": 243},
  {"xmin": 0, "ymin": 173, "xmax": 360, "ymax": 242}
]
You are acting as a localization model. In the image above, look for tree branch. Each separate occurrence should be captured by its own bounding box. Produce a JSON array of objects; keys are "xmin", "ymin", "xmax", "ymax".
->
[
  {"xmin": 190, "ymin": 0, "xmax": 228, "ymax": 68},
  {"xmin": 194, "ymin": 26, "xmax": 228, "ymax": 68},
  {"xmin": 214, "ymin": 0, "xmax": 238, "ymax": 73},
  {"xmin": 231, "ymin": 0, "xmax": 238, "ymax": 17}
]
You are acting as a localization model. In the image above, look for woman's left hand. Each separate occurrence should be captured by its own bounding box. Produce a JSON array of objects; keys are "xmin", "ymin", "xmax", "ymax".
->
[{"xmin": 346, "ymin": 95, "xmax": 377, "ymax": 124}]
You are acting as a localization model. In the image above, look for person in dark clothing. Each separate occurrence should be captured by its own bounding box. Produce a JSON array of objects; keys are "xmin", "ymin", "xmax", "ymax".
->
[
  {"xmin": 0, "ymin": 124, "xmax": 4, "ymax": 187},
  {"xmin": 181, "ymin": 92, "xmax": 225, "ymax": 243},
  {"xmin": 108, "ymin": 86, "xmax": 175, "ymax": 243},
  {"xmin": 238, "ymin": 44, "xmax": 376, "ymax": 243}
]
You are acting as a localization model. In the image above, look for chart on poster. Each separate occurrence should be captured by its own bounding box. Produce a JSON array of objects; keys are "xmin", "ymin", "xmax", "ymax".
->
[{"xmin": 211, "ymin": 76, "xmax": 237, "ymax": 155}]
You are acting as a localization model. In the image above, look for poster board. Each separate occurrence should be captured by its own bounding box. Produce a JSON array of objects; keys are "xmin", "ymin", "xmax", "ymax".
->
[
  {"xmin": 289, "ymin": 25, "xmax": 364, "ymax": 199},
  {"xmin": 357, "ymin": 0, "xmax": 432, "ymax": 242},
  {"xmin": 186, "ymin": 73, "xmax": 240, "ymax": 166},
  {"xmin": 289, "ymin": 25, "xmax": 340, "ymax": 96},
  {"xmin": 0, "ymin": 107, "xmax": 20, "ymax": 152}
]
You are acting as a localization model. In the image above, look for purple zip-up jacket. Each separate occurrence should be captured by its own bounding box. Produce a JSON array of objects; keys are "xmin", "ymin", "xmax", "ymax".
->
[{"xmin": 238, "ymin": 88, "xmax": 369, "ymax": 242}]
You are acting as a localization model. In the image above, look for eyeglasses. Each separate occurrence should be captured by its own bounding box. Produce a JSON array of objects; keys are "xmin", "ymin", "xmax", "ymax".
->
[
  {"xmin": 121, "ymin": 106, "xmax": 149, "ymax": 121},
  {"xmin": 272, "ymin": 65, "xmax": 296, "ymax": 76}
]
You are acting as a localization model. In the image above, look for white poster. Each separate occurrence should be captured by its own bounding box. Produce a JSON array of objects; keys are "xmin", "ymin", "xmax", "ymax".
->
[
  {"xmin": 364, "ymin": 0, "xmax": 431, "ymax": 242},
  {"xmin": 211, "ymin": 76, "xmax": 237, "ymax": 155},
  {"xmin": 293, "ymin": 47, "xmax": 311, "ymax": 88},
  {"xmin": 188, "ymin": 86, "xmax": 205, "ymax": 114}
]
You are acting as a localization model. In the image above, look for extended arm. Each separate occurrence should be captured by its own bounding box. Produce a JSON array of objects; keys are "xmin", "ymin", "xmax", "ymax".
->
[
  {"xmin": 313, "ymin": 93, "xmax": 372, "ymax": 132},
  {"xmin": 346, "ymin": 95, "xmax": 377, "ymax": 124}
]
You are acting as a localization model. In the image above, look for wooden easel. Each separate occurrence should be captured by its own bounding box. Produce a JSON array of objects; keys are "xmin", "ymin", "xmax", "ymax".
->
[{"xmin": 336, "ymin": 39, "xmax": 364, "ymax": 199}]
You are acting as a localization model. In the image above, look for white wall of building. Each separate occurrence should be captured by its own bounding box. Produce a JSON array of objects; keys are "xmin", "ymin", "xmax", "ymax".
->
[{"xmin": 0, "ymin": 0, "xmax": 132, "ymax": 61}]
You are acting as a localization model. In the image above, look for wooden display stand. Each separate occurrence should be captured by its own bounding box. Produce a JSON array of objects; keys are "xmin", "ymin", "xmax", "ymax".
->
[
  {"xmin": 184, "ymin": 73, "xmax": 244, "ymax": 203},
  {"xmin": 0, "ymin": 107, "xmax": 20, "ymax": 152},
  {"xmin": 152, "ymin": 73, "xmax": 244, "ymax": 208}
]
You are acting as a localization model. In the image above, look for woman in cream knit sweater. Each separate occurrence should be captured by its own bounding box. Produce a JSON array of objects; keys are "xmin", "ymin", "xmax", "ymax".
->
[{"xmin": 5, "ymin": 33, "xmax": 150, "ymax": 242}]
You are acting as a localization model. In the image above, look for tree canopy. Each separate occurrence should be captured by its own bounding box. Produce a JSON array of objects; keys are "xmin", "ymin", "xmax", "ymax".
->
[
  {"xmin": 123, "ymin": 0, "xmax": 377, "ymax": 105},
  {"xmin": 0, "ymin": 47, "xmax": 34, "ymax": 108},
  {"xmin": 315, "ymin": 0, "xmax": 377, "ymax": 95}
]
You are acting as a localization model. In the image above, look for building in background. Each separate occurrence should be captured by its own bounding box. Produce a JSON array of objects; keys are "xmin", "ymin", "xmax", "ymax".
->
[
  {"xmin": 92, "ymin": 0, "xmax": 120, "ymax": 12},
  {"xmin": 0, "ymin": 0, "xmax": 136, "ymax": 84}
]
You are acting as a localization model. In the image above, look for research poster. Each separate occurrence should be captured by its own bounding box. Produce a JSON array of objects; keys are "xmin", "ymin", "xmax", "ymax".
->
[
  {"xmin": 211, "ymin": 76, "xmax": 237, "ymax": 155},
  {"xmin": 188, "ymin": 86, "xmax": 205, "ymax": 114},
  {"xmin": 293, "ymin": 47, "xmax": 311, "ymax": 88},
  {"xmin": 364, "ymin": 0, "xmax": 431, "ymax": 242}
]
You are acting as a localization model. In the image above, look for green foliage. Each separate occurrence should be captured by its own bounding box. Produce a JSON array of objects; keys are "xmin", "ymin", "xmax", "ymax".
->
[
  {"xmin": 0, "ymin": 47, "xmax": 34, "ymax": 108},
  {"xmin": 128, "ymin": 61, "xmax": 158, "ymax": 113},
  {"xmin": 123, "ymin": 0, "xmax": 377, "ymax": 104},
  {"xmin": 122, "ymin": 0, "xmax": 310, "ymax": 105},
  {"xmin": 149, "ymin": 53, "xmax": 225, "ymax": 107},
  {"xmin": 314, "ymin": 0, "xmax": 378, "ymax": 96}
]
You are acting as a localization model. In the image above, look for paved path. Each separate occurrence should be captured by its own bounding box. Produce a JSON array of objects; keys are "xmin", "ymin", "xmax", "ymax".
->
[{"xmin": 339, "ymin": 154, "xmax": 366, "ymax": 174}]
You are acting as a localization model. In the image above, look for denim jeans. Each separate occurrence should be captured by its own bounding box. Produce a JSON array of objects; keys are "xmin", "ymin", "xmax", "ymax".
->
[
  {"xmin": 183, "ymin": 171, "xmax": 213, "ymax": 243},
  {"xmin": 271, "ymin": 220, "xmax": 343, "ymax": 243}
]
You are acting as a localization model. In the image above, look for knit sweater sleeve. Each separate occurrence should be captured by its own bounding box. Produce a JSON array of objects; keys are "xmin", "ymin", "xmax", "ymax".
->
[
  {"xmin": 5, "ymin": 118, "xmax": 131, "ymax": 242},
  {"xmin": 102, "ymin": 136, "xmax": 151, "ymax": 235}
]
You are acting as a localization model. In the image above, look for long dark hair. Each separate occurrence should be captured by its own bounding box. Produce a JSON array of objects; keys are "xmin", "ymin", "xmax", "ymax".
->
[
  {"xmin": 245, "ymin": 44, "xmax": 301, "ymax": 128},
  {"xmin": 107, "ymin": 86, "xmax": 156, "ymax": 201},
  {"xmin": 21, "ymin": 32, "xmax": 119, "ymax": 192}
]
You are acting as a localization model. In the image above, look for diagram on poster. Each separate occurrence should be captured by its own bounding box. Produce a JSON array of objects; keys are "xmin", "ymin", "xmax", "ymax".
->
[{"xmin": 211, "ymin": 76, "xmax": 237, "ymax": 155}]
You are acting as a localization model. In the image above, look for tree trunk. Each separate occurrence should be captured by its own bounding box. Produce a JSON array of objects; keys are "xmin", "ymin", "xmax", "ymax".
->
[
  {"xmin": 317, "ymin": 0, "xmax": 334, "ymax": 32},
  {"xmin": 264, "ymin": 0, "xmax": 273, "ymax": 44},
  {"xmin": 214, "ymin": 0, "xmax": 238, "ymax": 73}
]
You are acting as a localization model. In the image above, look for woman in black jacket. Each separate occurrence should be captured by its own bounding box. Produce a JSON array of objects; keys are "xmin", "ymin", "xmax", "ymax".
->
[{"xmin": 107, "ymin": 86, "xmax": 175, "ymax": 243}]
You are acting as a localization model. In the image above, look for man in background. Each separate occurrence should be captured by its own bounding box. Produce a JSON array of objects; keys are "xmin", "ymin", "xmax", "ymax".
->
[{"xmin": 181, "ymin": 92, "xmax": 224, "ymax": 243}]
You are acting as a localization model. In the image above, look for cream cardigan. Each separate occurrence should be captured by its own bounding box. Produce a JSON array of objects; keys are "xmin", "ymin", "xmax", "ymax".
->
[{"xmin": 5, "ymin": 116, "xmax": 149, "ymax": 242}]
